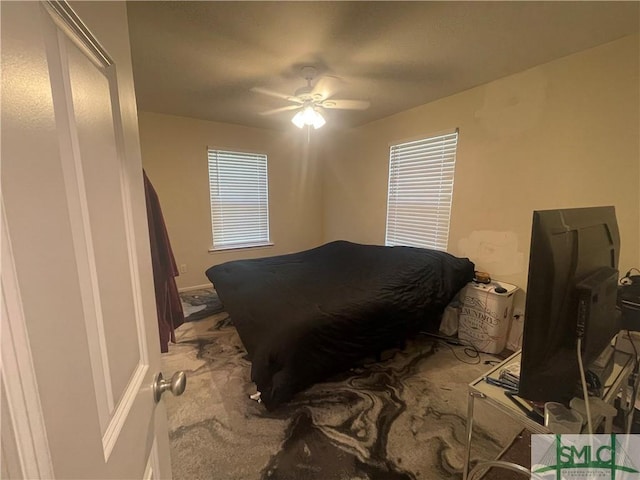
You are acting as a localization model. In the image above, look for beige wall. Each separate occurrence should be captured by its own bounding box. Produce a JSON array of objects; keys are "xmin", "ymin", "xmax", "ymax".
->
[
  {"xmin": 139, "ymin": 35, "xmax": 639, "ymax": 293},
  {"xmin": 323, "ymin": 34, "xmax": 640, "ymax": 295},
  {"xmin": 139, "ymin": 112, "xmax": 323, "ymax": 288}
]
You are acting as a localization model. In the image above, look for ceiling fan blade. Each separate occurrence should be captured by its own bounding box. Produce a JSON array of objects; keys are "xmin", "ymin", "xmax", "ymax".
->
[
  {"xmin": 251, "ymin": 86, "xmax": 303, "ymax": 104},
  {"xmin": 311, "ymin": 75, "xmax": 342, "ymax": 100},
  {"xmin": 259, "ymin": 105, "xmax": 301, "ymax": 116},
  {"xmin": 321, "ymin": 99, "xmax": 371, "ymax": 110}
]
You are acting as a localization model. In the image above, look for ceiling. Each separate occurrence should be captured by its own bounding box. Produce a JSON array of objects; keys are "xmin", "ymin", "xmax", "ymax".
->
[{"xmin": 126, "ymin": 1, "xmax": 639, "ymax": 131}]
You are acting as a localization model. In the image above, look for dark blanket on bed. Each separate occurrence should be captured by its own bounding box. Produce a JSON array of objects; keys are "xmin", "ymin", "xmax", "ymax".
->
[{"xmin": 206, "ymin": 240, "xmax": 474, "ymax": 409}]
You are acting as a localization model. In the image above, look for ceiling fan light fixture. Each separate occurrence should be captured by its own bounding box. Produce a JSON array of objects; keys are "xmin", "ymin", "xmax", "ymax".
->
[
  {"xmin": 311, "ymin": 110, "xmax": 326, "ymax": 129},
  {"xmin": 292, "ymin": 106, "xmax": 325, "ymax": 129},
  {"xmin": 291, "ymin": 110, "xmax": 306, "ymax": 128}
]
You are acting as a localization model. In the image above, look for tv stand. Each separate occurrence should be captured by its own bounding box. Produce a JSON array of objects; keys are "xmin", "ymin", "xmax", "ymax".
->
[{"xmin": 463, "ymin": 347, "xmax": 637, "ymax": 480}]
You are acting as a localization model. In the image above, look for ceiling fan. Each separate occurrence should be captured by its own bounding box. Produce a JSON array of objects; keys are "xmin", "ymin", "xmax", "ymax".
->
[{"xmin": 251, "ymin": 66, "xmax": 370, "ymax": 129}]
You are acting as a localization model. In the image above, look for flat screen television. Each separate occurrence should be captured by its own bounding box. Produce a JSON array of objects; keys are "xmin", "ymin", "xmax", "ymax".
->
[{"xmin": 518, "ymin": 206, "xmax": 621, "ymax": 403}]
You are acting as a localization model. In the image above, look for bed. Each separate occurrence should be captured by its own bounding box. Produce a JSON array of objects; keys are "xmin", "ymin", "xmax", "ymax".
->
[{"xmin": 206, "ymin": 240, "xmax": 474, "ymax": 409}]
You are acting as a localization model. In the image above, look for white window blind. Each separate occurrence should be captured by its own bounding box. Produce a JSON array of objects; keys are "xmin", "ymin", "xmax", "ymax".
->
[
  {"xmin": 208, "ymin": 149, "xmax": 270, "ymax": 250},
  {"xmin": 385, "ymin": 131, "xmax": 458, "ymax": 251}
]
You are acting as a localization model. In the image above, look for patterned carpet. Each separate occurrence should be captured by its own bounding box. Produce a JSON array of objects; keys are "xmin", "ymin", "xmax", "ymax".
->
[{"xmin": 161, "ymin": 311, "xmax": 522, "ymax": 480}]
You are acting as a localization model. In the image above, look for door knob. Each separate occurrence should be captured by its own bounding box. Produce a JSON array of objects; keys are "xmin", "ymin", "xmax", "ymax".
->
[{"xmin": 153, "ymin": 371, "xmax": 187, "ymax": 403}]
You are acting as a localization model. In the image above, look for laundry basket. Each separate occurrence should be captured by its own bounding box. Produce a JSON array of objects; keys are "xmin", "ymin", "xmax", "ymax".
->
[{"xmin": 458, "ymin": 281, "xmax": 518, "ymax": 354}]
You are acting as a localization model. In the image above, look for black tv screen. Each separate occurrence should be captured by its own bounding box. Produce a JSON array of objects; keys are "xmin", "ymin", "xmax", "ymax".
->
[{"xmin": 518, "ymin": 206, "xmax": 620, "ymax": 403}]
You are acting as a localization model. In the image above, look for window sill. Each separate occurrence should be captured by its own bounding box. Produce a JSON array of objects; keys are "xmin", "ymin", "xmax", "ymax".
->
[{"xmin": 208, "ymin": 242, "xmax": 274, "ymax": 253}]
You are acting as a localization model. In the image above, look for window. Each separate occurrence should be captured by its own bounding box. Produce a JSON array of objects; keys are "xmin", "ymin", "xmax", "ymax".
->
[
  {"xmin": 385, "ymin": 130, "xmax": 458, "ymax": 251},
  {"xmin": 208, "ymin": 149, "xmax": 271, "ymax": 250}
]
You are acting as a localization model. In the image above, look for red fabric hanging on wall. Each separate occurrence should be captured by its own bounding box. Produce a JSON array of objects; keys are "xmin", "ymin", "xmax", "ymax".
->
[{"xmin": 143, "ymin": 170, "xmax": 184, "ymax": 352}]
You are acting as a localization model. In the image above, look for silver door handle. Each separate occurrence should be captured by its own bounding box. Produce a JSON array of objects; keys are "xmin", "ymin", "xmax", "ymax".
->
[{"xmin": 153, "ymin": 371, "xmax": 187, "ymax": 403}]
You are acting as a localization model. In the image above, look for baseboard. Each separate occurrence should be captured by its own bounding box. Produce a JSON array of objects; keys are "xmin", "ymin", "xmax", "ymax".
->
[{"xmin": 178, "ymin": 283, "xmax": 212, "ymax": 293}]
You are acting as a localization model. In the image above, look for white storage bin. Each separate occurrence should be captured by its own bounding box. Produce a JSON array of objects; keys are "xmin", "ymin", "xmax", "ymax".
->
[{"xmin": 458, "ymin": 281, "xmax": 518, "ymax": 354}]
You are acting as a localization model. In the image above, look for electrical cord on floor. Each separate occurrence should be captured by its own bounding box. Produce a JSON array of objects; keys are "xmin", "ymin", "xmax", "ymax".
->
[
  {"xmin": 577, "ymin": 337, "xmax": 593, "ymax": 435},
  {"xmin": 437, "ymin": 340, "xmax": 482, "ymax": 365},
  {"xmin": 467, "ymin": 460, "xmax": 536, "ymax": 480},
  {"xmin": 419, "ymin": 332, "xmax": 481, "ymax": 364}
]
